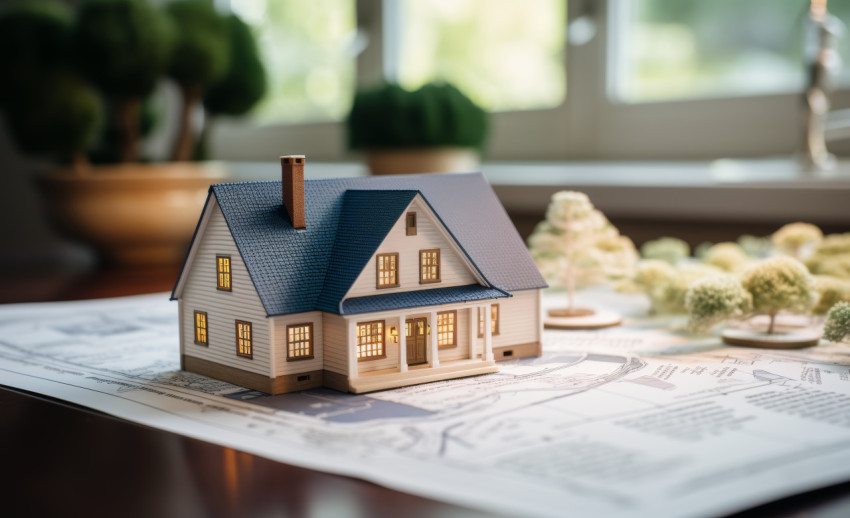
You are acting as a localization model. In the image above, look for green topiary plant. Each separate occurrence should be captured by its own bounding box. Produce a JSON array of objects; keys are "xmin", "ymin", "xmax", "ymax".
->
[
  {"xmin": 199, "ymin": 13, "xmax": 266, "ymax": 160},
  {"xmin": 823, "ymin": 301, "xmax": 850, "ymax": 343},
  {"xmin": 640, "ymin": 237, "xmax": 689, "ymax": 265},
  {"xmin": 347, "ymin": 82, "xmax": 488, "ymax": 150},
  {"xmin": 740, "ymin": 256, "xmax": 816, "ymax": 334},
  {"xmin": 165, "ymin": 0, "xmax": 229, "ymax": 161},
  {"xmin": 685, "ymin": 275, "xmax": 752, "ymax": 333},
  {"xmin": 73, "ymin": 0, "xmax": 174, "ymax": 163}
]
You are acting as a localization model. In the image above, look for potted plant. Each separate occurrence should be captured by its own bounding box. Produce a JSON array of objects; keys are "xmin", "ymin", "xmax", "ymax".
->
[
  {"xmin": 347, "ymin": 82, "xmax": 488, "ymax": 175},
  {"xmin": 0, "ymin": 0, "xmax": 265, "ymax": 267}
]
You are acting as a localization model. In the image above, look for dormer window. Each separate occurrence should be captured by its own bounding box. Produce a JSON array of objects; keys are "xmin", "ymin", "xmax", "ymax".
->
[
  {"xmin": 216, "ymin": 255, "xmax": 231, "ymax": 291},
  {"xmin": 376, "ymin": 253, "xmax": 399, "ymax": 288},
  {"xmin": 406, "ymin": 212, "xmax": 417, "ymax": 236}
]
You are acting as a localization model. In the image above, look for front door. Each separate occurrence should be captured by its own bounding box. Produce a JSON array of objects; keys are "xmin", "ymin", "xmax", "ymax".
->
[{"xmin": 405, "ymin": 318, "xmax": 427, "ymax": 365}]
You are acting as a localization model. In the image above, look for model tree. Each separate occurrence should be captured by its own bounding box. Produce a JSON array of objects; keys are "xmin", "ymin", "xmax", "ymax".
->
[
  {"xmin": 823, "ymin": 302, "xmax": 850, "ymax": 343},
  {"xmin": 640, "ymin": 237, "xmax": 689, "ymax": 265},
  {"xmin": 529, "ymin": 191, "xmax": 637, "ymax": 319},
  {"xmin": 73, "ymin": 0, "xmax": 174, "ymax": 163},
  {"xmin": 0, "ymin": 2, "xmax": 101, "ymax": 170},
  {"xmin": 740, "ymin": 256, "xmax": 816, "ymax": 335},
  {"xmin": 198, "ymin": 13, "xmax": 267, "ymax": 159},
  {"xmin": 772, "ymin": 222, "xmax": 823, "ymax": 260},
  {"xmin": 165, "ymin": 0, "xmax": 229, "ymax": 161},
  {"xmin": 685, "ymin": 275, "xmax": 752, "ymax": 332},
  {"xmin": 703, "ymin": 242, "xmax": 751, "ymax": 273},
  {"xmin": 806, "ymin": 233, "xmax": 850, "ymax": 280},
  {"xmin": 812, "ymin": 276, "xmax": 850, "ymax": 316}
]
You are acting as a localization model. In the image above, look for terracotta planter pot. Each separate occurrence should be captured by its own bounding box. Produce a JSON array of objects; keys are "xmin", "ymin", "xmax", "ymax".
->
[
  {"xmin": 366, "ymin": 147, "xmax": 480, "ymax": 175},
  {"xmin": 37, "ymin": 162, "xmax": 228, "ymax": 267}
]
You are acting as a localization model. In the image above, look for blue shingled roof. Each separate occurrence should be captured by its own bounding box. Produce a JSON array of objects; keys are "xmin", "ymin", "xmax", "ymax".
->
[
  {"xmin": 172, "ymin": 172, "xmax": 546, "ymax": 316},
  {"xmin": 341, "ymin": 284, "xmax": 508, "ymax": 315}
]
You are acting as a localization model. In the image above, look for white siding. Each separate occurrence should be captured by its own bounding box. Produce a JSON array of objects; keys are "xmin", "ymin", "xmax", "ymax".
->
[
  {"xmin": 180, "ymin": 198, "xmax": 271, "ymax": 377},
  {"xmin": 322, "ymin": 313, "xmax": 349, "ymax": 375},
  {"xmin": 472, "ymin": 289, "xmax": 542, "ymax": 351},
  {"xmin": 270, "ymin": 311, "xmax": 323, "ymax": 377},
  {"xmin": 345, "ymin": 197, "xmax": 479, "ymax": 298}
]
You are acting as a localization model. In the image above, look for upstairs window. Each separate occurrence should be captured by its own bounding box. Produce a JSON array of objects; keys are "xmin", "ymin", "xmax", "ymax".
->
[
  {"xmin": 194, "ymin": 311, "xmax": 208, "ymax": 345},
  {"xmin": 357, "ymin": 320, "xmax": 385, "ymax": 360},
  {"xmin": 216, "ymin": 256, "xmax": 232, "ymax": 291},
  {"xmin": 376, "ymin": 253, "xmax": 399, "ymax": 288},
  {"xmin": 287, "ymin": 323, "xmax": 314, "ymax": 360},
  {"xmin": 236, "ymin": 321, "xmax": 253, "ymax": 359},
  {"xmin": 437, "ymin": 310, "xmax": 457, "ymax": 348},
  {"xmin": 406, "ymin": 212, "xmax": 417, "ymax": 236},
  {"xmin": 420, "ymin": 249, "xmax": 441, "ymax": 284}
]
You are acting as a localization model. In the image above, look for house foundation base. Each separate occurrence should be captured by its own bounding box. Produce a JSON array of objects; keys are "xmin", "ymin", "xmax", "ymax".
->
[
  {"xmin": 183, "ymin": 355, "xmax": 324, "ymax": 394},
  {"xmin": 493, "ymin": 341, "xmax": 542, "ymax": 361}
]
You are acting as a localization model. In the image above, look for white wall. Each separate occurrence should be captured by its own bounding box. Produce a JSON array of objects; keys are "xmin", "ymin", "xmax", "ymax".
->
[{"xmin": 270, "ymin": 311, "xmax": 323, "ymax": 377}]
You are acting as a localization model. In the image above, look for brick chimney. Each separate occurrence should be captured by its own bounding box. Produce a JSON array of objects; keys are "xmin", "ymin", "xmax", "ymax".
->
[{"xmin": 281, "ymin": 155, "xmax": 306, "ymax": 229}]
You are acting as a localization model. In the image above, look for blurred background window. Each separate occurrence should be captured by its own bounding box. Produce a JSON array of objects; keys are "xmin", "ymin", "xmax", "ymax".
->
[
  {"xmin": 610, "ymin": 0, "xmax": 850, "ymax": 103},
  {"xmin": 229, "ymin": 0, "xmax": 357, "ymax": 124},
  {"xmin": 393, "ymin": 0, "xmax": 566, "ymax": 112}
]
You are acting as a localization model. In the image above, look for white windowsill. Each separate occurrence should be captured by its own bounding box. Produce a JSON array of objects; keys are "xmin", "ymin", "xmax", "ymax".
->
[{"xmin": 226, "ymin": 158, "xmax": 850, "ymax": 224}]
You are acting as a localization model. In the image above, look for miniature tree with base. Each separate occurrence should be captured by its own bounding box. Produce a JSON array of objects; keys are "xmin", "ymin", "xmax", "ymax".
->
[
  {"xmin": 529, "ymin": 191, "xmax": 637, "ymax": 329},
  {"xmin": 685, "ymin": 275, "xmax": 752, "ymax": 333},
  {"xmin": 823, "ymin": 302, "xmax": 850, "ymax": 343}
]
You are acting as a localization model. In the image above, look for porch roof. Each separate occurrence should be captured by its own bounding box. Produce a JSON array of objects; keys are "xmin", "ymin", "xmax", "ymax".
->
[{"xmin": 340, "ymin": 284, "xmax": 509, "ymax": 315}]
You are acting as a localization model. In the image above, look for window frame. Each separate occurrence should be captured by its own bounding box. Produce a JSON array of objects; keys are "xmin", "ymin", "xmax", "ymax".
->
[
  {"xmin": 194, "ymin": 310, "xmax": 209, "ymax": 346},
  {"xmin": 211, "ymin": 0, "xmax": 850, "ymax": 162},
  {"xmin": 236, "ymin": 320, "xmax": 253, "ymax": 359},
  {"xmin": 376, "ymin": 252, "xmax": 400, "ymax": 289},
  {"xmin": 419, "ymin": 249, "xmax": 441, "ymax": 284},
  {"xmin": 216, "ymin": 255, "xmax": 232, "ymax": 292},
  {"xmin": 478, "ymin": 304, "xmax": 500, "ymax": 338},
  {"xmin": 436, "ymin": 310, "xmax": 457, "ymax": 349},
  {"xmin": 356, "ymin": 320, "xmax": 386, "ymax": 361},
  {"xmin": 406, "ymin": 212, "xmax": 417, "ymax": 236},
  {"xmin": 286, "ymin": 323, "xmax": 315, "ymax": 361}
]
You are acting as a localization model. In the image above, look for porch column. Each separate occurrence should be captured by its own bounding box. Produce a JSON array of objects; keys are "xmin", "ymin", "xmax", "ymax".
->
[
  {"xmin": 347, "ymin": 319, "xmax": 358, "ymax": 380},
  {"xmin": 484, "ymin": 305, "xmax": 494, "ymax": 361},
  {"xmin": 398, "ymin": 314, "xmax": 408, "ymax": 373},
  {"xmin": 429, "ymin": 311, "xmax": 440, "ymax": 368},
  {"xmin": 468, "ymin": 306, "xmax": 477, "ymax": 360}
]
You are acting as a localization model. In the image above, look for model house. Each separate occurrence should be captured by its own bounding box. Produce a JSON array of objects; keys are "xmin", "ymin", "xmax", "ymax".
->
[{"xmin": 171, "ymin": 156, "xmax": 546, "ymax": 394}]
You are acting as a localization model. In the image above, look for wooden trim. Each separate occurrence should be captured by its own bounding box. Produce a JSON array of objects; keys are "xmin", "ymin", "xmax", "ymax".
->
[
  {"xmin": 356, "ymin": 320, "xmax": 386, "ymax": 361},
  {"xmin": 216, "ymin": 255, "xmax": 232, "ymax": 291},
  {"xmin": 419, "ymin": 248, "xmax": 441, "ymax": 284},
  {"xmin": 235, "ymin": 320, "xmax": 253, "ymax": 359},
  {"xmin": 375, "ymin": 252, "xmax": 400, "ymax": 289},
  {"xmin": 436, "ymin": 310, "xmax": 457, "ymax": 349},
  {"xmin": 493, "ymin": 341, "xmax": 542, "ymax": 361},
  {"xmin": 406, "ymin": 211, "xmax": 417, "ymax": 236},
  {"xmin": 193, "ymin": 310, "xmax": 209, "ymax": 346},
  {"xmin": 286, "ymin": 322, "xmax": 314, "ymax": 361}
]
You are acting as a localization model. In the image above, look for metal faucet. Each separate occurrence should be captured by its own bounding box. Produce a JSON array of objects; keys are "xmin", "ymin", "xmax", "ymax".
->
[{"xmin": 802, "ymin": 0, "xmax": 845, "ymax": 172}]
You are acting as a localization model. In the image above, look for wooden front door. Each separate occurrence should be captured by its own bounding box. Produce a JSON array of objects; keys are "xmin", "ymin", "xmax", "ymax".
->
[{"xmin": 405, "ymin": 318, "xmax": 427, "ymax": 365}]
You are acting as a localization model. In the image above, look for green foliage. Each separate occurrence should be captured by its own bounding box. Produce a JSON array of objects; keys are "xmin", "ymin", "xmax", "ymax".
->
[
  {"xmin": 741, "ymin": 257, "xmax": 816, "ymax": 316},
  {"xmin": 823, "ymin": 302, "xmax": 850, "ymax": 343},
  {"xmin": 685, "ymin": 275, "xmax": 752, "ymax": 332},
  {"xmin": 812, "ymin": 276, "xmax": 850, "ymax": 316},
  {"xmin": 806, "ymin": 233, "xmax": 850, "ymax": 280},
  {"xmin": 204, "ymin": 14, "xmax": 266, "ymax": 116},
  {"xmin": 772, "ymin": 222, "xmax": 823, "ymax": 259},
  {"xmin": 5, "ymin": 70, "xmax": 102, "ymax": 164},
  {"xmin": 347, "ymin": 83, "xmax": 488, "ymax": 150},
  {"xmin": 165, "ymin": 0, "xmax": 229, "ymax": 89},
  {"xmin": 737, "ymin": 234, "xmax": 773, "ymax": 258},
  {"xmin": 0, "ymin": 1, "xmax": 73, "ymax": 104},
  {"xmin": 653, "ymin": 263, "xmax": 723, "ymax": 315},
  {"xmin": 73, "ymin": 0, "xmax": 174, "ymax": 98},
  {"xmin": 703, "ymin": 242, "xmax": 751, "ymax": 273},
  {"xmin": 640, "ymin": 237, "xmax": 689, "ymax": 265}
]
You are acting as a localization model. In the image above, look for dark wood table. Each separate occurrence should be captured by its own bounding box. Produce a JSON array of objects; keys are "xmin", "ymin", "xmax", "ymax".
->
[{"xmin": 2, "ymin": 267, "xmax": 850, "ymax": 518}]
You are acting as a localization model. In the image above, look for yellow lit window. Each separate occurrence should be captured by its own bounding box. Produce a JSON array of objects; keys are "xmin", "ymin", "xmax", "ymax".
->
[
  {"xmin": 437, "ymin": 310, "xmax": 456, "ymax": 348},
  {"xmin": 357, "ymin": 321, "xmax": 385, "ymax": 360},
  {"xmin": 478, "ymin": 304, "xmax": 500, "ymax": 337},
  {"xmin": 420, "ymin": 249, "xmax": 441, "ymax": 284},
  {"xmin": 216, "ymin": 255, "xmax": 231, "ymax": 291},
  {"xmin": 376, "ymin": 253, "xmax": 399, "ymax": 288},
  {"xmin": 194, "ymin": 311, "xmax": 208, "ymax": 345},
  {"xmin": 287, "ymin": 323, "xmax": 314, "ymax": 360},
  {"xmin": 236, "ymin": 320, "xmax": 252, "ymax": 358}
]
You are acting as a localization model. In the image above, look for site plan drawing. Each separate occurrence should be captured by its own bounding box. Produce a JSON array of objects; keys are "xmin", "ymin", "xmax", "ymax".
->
[{"xmin": 2, "ymin": 292, "xmax": 850, "ymax": 518}]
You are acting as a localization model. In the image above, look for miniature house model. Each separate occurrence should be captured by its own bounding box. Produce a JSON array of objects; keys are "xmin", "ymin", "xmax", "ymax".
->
[{"xmin": 171, "ymin": 156, "xmax": 546, "ymax": 394}]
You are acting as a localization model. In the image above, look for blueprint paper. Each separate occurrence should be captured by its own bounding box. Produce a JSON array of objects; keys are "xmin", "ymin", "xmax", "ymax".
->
[{"xmin": 2, "ymin": 293, "xmax": 850, "ymax": 518}]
